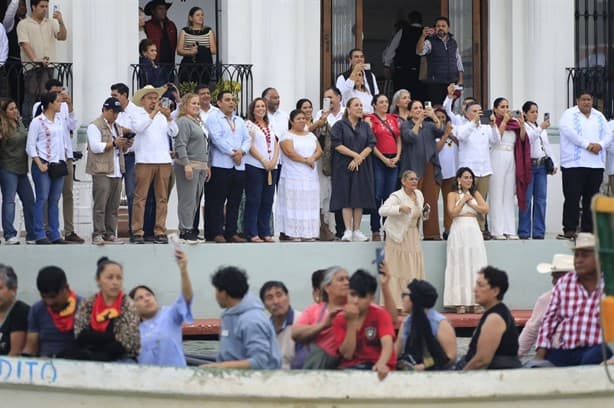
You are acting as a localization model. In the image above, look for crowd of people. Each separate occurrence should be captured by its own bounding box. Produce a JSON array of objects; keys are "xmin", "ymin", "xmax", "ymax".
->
[{"xmin": 0, "ymin": 232, "xmax": 611, "ymax": 378}]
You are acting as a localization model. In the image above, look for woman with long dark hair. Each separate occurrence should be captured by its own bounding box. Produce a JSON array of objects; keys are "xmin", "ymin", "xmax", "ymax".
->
[
  {"xmin": 443, "ymin": 167, "xmax": 489, "ymax": 313},
  {"xmin": 489, "ymin": 97, "xmax": 529, "ymax": 240},
  {"xmin": 26, "ymin": 92, "xmax": 70, "ymax": 244},
  {"xmin": 244, "ymin": 98, "xmax": 279, "ymax": 242},
  {"xmin": 396, "ymin": 279, "xmax": 456, "ymax": 370},
  {"xmin": 0, "ymin": 100, "xmax": 35, "ymax": 244},
  {"xmin": 518, "ymin": 101, "xmax": 554, "ymax": 239},
  {"xmin": 177, "ymin": 6, "xmax": 217, "ymax": 85}
]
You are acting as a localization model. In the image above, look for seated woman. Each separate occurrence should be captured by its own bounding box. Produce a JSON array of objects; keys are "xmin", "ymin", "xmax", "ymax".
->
[
  {"xmin": 129, "ymin": 250, "xmax": 193, "ymax": 367},
  {"xmin": 462, "ymin": 266, "xmax": 521, "ymax": 370},
  {"xmin": 292, "ymin": 267, "xmax": 349, "ymax": 369},
  {"xmin": 0, "ymin": 264, "xmax": 30, "ymax": 355},
  {"xmin": 73, "ymin": 257, "xmax": 140, "ymax": 362},
  {"xmin": 394, "ymin": 278, "xmax": 456, "ymax": 371}
]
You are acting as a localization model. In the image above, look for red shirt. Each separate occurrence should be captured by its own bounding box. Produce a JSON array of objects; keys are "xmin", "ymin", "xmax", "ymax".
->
[
  {"xmin": 536, "ymin": 272, "xmax": 604, "ymax": 350},
  {"xmin": 333, "ymin": 304, "xmax": 396, "ymax": 369},
  {"xmin": 366, "ymin": 113, "xmax": 399, "ymax": 155}
]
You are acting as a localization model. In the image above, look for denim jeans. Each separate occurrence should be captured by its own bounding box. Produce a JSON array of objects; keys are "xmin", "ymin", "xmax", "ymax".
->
[
  {"xmin": 546, "ymin": 344, "xmax": 612, "ymax": 367},
  {"xmin": 370, "ymin": 157, "xmax": 399, "ymax": 232},
  {"xmin": 0, "ymin": 168, "xmax": 36, "ymax": 240},
  {"xmin": 243, "ymin": 164, "xmax": 277, "ymax": 239},
  {"xmin": 518, "ymin": 163, "xmax": 547, "ymax": 238},
  {"xmin": 31, "ymin": 163, "xmax": 64, "ymax": 241},
  {"xmin": 124, "ymin": 154, "xmax": 155, "ymax": 237}
]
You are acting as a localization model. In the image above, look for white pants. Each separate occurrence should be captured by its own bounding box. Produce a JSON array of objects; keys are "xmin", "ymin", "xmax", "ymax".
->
[{"xmin": 489, "ymin": 147, "xmax": 516, "ymax": 236}]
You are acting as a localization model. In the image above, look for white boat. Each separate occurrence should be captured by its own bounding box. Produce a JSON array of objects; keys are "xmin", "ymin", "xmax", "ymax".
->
[{"xmin": 1, "ymin": 356, "xmax": 613, "ymax": 407}]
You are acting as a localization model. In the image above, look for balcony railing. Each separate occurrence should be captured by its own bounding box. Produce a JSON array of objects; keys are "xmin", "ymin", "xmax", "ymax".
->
[
  {"xmin": 0, "ymin": 60, "xmax": 73, "ymax": 125},
  {"xmin": 129, "ymin": 63, "xmax": 253, "ymax": 118},
  {"xmin": 566, "ymin": 66, "xmax": 614, "ymax": 118}
]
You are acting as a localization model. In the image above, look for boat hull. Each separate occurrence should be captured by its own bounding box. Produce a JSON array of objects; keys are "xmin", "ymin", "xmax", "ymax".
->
[{"xmin": 1, "ymin": 357, "xmax": 613, "ymax": 407}]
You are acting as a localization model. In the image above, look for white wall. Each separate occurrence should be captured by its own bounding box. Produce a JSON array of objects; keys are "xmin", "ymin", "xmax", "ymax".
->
[{"xmin": 221, "ymin": 0, "xmax": 321, "ymax": 113}]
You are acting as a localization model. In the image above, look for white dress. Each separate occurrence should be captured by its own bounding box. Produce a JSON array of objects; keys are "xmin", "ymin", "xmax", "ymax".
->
[
  {"xmin": 443, "ymin": 193, "xmax": 488, "ymax": 306},
  {"xmin": 489, "ymin": 130, "xmax": 517, "ymax": 236},
  {"xmin": 275, "ymin": 132, "xmax": 320, "ymax": 238}
]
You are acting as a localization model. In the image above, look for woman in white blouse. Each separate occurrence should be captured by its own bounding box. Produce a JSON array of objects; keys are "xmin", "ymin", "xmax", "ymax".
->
[
  {"xmin": 244, "ymin": 98, "xmax": 280, "ymax": 242},
  {"xmin": 518, "ymin": 101, "xmax": 555, "ymax": 240},
  {"xmin": 26, "ymin": 92, "xmax": 70, "ymax": 244},
  {"xmin": 341, "ymin": 72, "xmax": 374, "ymax": 115}
]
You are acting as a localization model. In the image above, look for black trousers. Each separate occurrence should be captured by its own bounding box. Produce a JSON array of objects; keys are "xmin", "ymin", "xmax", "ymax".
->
[
  {"xmin": 561, "ymin": 167, "xmax": 604, "ymax": 233},
  {"xmin": 393, "ymin": 67, "xmax": 425, "ymax": 102},
  {"xmin": 204, "ymin": 167, "xmax": 245, "ymax": 240},
  {"xmin": 424, "ymin": 82, "xmax": 449, "ymax": 106}
]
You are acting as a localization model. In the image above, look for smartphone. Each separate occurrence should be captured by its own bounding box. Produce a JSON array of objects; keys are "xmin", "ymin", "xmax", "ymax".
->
[
  {"xmin": 363, "ymin": 63, "xmax": 371, "ymax": 71},
  {"xmin": 161, "ymin": 97, "xmax": 171, "ymax": 109},
  {"xmin": 374, "ymin": 247, "xmax": 385, "ymax": 272},
  {"xmin": 168, "ymin": 233, "xmax": 182, "ymax": 255},
  {"xmin": 480, "ymin": 109, "xmax": 492, "ymax": 125},
  {"xmin": 53, "ymin": 5, "xmax": 59, "ymax": 13},
  {"xmin": 322, "ymin": 97, "xmax": 331, "ymax": 112},
  {"xmin": 124, "ymin": 132, "xmax": 135, "ymax": 140},
  {"xmin": 544, "ymin": 112, "xmax": 550, "ymax": 121},
  {"xmin": 454, "ymin": 84, "xmax": 464, "ymax": 91},
  {"xmin": 424, "ymin": 101, "xmax": 432, "ymax": 109},
  {"xmin": 511, "ymin": 110, "xmax": 521, "ymax": 118},
  {"xmin": 422, "ymin": 203, "xmax": 431, "ymax": 220}
]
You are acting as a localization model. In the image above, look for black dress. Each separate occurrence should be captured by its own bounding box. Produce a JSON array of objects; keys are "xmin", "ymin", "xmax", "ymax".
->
[
  {"xmin": 0, "ymin": 300, "xmax": 30, "ymax": 355},
  {"xmin": 178, "ymin": 27, "xmax": 214, "ymax": 85},
  {"xmin": 465, "ymin": 302, "xmax": 521, "ymax": 369},
  {"xmin": 329, "ymin": 118, "xmax": 376, "ymax": 211}
]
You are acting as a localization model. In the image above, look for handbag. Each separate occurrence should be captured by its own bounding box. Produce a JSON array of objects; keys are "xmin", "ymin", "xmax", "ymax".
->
[
  {"xmin": 537, "ymin": 128, "xmax": 555, "ymax": 175},
  {"xmin": 47, "ymin": 160, "xmax": 68, "ymax": 179}
]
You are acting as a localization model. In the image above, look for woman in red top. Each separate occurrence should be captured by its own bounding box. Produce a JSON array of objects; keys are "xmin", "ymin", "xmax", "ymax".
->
[{"xmin": 365, "ymin": 94, "xmax": 402, "ymax": 241}]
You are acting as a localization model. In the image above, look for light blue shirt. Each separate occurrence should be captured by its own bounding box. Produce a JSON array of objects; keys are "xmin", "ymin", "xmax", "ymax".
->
[
  {"xmin": 206, "ymin": 110, "xmax": 251, "ymax": 170},
  {"xmin": 137, "ymin": 295, "xmax": 193, "ymax": 367}
]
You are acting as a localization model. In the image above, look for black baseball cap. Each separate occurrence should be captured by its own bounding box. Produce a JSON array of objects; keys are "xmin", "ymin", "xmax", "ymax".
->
[{"xmin": 103, "ymin": 97, "xmax": 122, "ymax": 113}]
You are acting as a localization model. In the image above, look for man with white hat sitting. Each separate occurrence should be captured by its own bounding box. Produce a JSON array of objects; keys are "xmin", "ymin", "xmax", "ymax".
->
[
  {"xmin": 517, "ymin": 254, "xmax": 573, "ymax": 358},
  {"xmin": 535, "ymin": 233, "xmax": 613, "ymax": 365},
  {"xmin": 130, "ymin": 84, "xmax": 177, "ymax": 244}
]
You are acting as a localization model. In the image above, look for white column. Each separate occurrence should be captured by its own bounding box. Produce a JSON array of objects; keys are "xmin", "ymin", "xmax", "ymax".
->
[
  {"xmin": 70, "ymin": 0, "xmax": 139, "ymax": 124},
  {"xmin": 221, "ymin": 0, "xmax": 321, "ymax": 112}
]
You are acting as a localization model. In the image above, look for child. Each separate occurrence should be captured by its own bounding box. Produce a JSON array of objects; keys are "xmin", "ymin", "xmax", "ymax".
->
[
  {"xmin": 139, "ymin": 38, "xmax": 165, "ymax": 87},
  {"xmin": 333, "ymin": 269, "xmax": 396, "ymax": 380}
]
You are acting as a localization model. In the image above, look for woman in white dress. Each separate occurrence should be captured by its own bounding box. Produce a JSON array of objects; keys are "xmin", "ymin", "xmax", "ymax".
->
[
  {"xmin": 276, "ymin": 110, "xmax": 323, "ymax": 241},
  {"xmin": 443, "ymin": 167, "xmax": 489, "ymax": 313},
  {"xmin": 489, "ymin": 97, "xmax": 527, "ymax": 240}
]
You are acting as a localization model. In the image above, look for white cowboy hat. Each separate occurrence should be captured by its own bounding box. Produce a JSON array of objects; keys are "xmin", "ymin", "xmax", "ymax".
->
[
  {"xmin": 132, "ymin": 85, "xmax": 166, "ymax": 107},
  {"xmin": 568, "ymin": 232, "xmax": 596, "ymax": 251},
  {"xmin": 536, "ymin": 254, "xmax": 574, "ymax": 274}
]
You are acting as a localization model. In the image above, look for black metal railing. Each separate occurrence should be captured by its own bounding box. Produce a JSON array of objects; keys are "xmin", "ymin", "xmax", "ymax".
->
[
  {"xmin": 129, "ymin": 63, "xmax": 253, "ymax": 118},
  {"xmin": 566, "ymin": 66, "xmax": 614, "ymax": 118},
  {"xmin": 0, "ymin": 61, "xmax": 73, "ymax": 125}
]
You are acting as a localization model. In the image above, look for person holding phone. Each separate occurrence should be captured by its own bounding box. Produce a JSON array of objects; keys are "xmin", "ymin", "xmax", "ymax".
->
[
  {"xmin": 399, "ymin": 100, "xmax": 444, "ymax": 240},
  {"xmin": 177, "ymin": 6, "xmax": 217, "ymax": 85},
  {"xmin": 364, "ymin": 94, "xmax": 401, "ymax": 241},
  {"xmin": 129, "ymin": 249, "xmax": 194, "ymax": 367},
  {"xmin": 336, "ymin": 48, "xmax": 379, "ymax": 105},
  {"xmin": 378, "ymin": 170, "xmax": 425, "ymax": 310},
  {"xmin": 489, "ymin": 97, "xmax": 529, "ymax": 240},
  {"xmin": 517, "ymin": 101, "xmax": 556, "ymax": 240},
  {"xmin": 86, "ymin": 97, "xmax": 127, "ymax": 245}
]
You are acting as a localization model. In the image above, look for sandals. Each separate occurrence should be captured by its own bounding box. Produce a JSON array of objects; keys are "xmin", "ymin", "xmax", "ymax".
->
[{"xmin": 250, "ymin": 237, "xmax": 264, "ymax": 243}]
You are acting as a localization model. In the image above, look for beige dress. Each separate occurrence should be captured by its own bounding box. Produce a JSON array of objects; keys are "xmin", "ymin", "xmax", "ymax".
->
[{"xmin": 379, "ymin": 188, "xmax": 425, "ymax": 309}]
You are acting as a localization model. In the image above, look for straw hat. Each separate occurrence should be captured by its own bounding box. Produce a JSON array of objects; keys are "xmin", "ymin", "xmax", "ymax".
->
[
  {"xmin": 132, "ymin": 85, "xmax": 166, "ymax": 107},
  {"xmin": 568, "ymin": 232, "xmax": 596, "ymax": 250},
  {"xmin": 536, "ymin": 254, "xmax": 574, "ymax": 274}
]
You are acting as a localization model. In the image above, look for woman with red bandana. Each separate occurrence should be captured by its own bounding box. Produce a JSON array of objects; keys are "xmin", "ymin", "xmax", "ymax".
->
[{"xmin": 73, "ymin": 257, "xmax": 140, "ymax": 361}]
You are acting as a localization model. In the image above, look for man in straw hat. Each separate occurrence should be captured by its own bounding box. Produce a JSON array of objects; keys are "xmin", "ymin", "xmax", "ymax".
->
[
  {"xmin": 130, "ymin": 84, "xmax": 177, "ymax": 244},
  {"xmin": 518, "ymin": 254, "xmax": 573, "ymax": 357},
  {"xmin": 535, "ymin": 233, "xmax": 613, "ymax": 365}
]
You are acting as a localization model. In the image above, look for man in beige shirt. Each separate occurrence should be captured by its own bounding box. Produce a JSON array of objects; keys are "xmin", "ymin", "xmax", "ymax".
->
[{"xmin": 16, "ymin": 0, "xmax": 67, "ymax": 122}]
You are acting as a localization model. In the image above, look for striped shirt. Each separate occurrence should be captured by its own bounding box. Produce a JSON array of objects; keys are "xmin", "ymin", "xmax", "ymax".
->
[
  {"xmin": 181, "ymin": 27, "xmax": 211, "ymax": 51},
  {"xmin": 536, "ymin": 272, "xmax": 603, "ymax": 350}
]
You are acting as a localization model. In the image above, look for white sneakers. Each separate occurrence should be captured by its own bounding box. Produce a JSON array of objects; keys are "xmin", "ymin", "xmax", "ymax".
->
[
  {"xmin": 342, "ymin": 230, "xmax": 369, "ymax": 242},
  {"xmin": 5, "ymin": 237, "xmax": 20, "ymax": 245}
]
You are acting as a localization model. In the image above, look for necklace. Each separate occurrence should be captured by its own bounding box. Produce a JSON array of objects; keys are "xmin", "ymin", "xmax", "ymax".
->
[
  {"xmin": 224, "ymin": 116, "xmax": 236, "ymax": 132},
  {"xmin": 255, "ymin": 120, "xmax": 273, "ymax": 157}
]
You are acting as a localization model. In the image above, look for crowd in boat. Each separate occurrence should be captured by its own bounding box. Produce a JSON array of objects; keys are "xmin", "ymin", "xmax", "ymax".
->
[{"xmin": 0, "ymin": 232, "xmax": 612, "ymax": 379}]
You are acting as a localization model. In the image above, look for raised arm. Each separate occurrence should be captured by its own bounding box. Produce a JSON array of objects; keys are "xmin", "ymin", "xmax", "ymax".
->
[{"xmin": 175, "ymin": 249, "xmax": 193, "ymax": 304}]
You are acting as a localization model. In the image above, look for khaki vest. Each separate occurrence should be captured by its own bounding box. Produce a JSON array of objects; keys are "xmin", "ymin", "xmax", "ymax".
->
[{"xmin": 86, "ymin": 116, "xmax": 125, "ymax": 176}]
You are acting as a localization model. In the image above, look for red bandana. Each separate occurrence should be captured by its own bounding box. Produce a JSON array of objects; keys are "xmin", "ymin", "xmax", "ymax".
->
[
  {"xmin": 90, "ymin": 291, "xmax": 123, "ymax": 332},
  {"xmin": 47, "ymin": 290, "xmax": 77, "ymax": 333}
]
